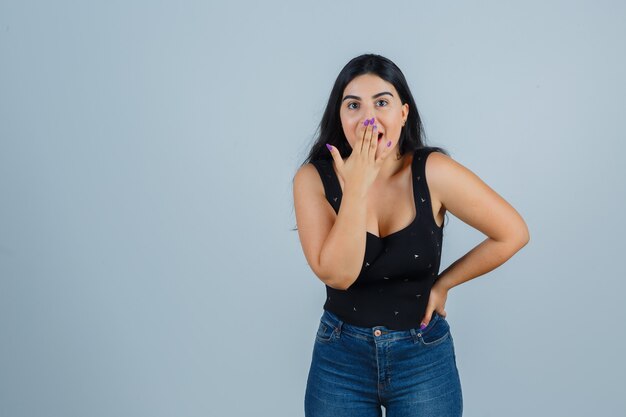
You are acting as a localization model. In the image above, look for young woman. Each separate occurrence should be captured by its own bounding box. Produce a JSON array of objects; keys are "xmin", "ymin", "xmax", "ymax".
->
[{"xmin": 292, "ymin": 54, "xmax": 529, "ymax": 417}]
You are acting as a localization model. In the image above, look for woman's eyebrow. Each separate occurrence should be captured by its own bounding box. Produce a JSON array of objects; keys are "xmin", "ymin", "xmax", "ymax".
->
[{"xmin": 342, "ymin": 91, "xmax": 394, "ymax": 102}]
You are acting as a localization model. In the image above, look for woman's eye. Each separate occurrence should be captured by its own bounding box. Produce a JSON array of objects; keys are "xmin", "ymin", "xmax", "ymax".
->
[{"xmin": 347, "ymin": 100, "xmax": 388, "ymax": 110}]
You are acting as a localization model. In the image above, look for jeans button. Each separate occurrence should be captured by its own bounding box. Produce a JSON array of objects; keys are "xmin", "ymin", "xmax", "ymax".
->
[{"xmin": 374, "ymin": 329, "xmax": 381, "ymax": 336}]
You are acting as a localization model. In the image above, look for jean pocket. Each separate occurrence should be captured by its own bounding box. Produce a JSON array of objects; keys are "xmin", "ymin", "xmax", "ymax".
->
[
  {"xmin": 315, "ymin": 320, "xmax": 336, "ymax": 343},
  {"xmin": 418, "ymin": 314, "xmax": 450, "ymax": 347}
]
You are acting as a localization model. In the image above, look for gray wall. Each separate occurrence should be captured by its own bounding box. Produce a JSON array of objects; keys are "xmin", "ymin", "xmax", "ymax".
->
[{"xmin": 1, "ymin": 1, "xmax": 624, "ymax": 416}]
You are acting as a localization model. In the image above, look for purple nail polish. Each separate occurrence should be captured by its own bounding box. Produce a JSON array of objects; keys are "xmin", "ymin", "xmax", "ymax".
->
[
  {"xmin": 387, "ymin": 140, "xmax": 391, "ymax": 147},
  {"xmin": 326, "ymin": 143, "xmax": 332, "ymax": 151},
  {"xmin": 373, "ymin": 124, "xmax": 377, "ymax": 130},
  {"xmin": 420, "ymin": 323, "xmax": 426, "ymax": 330},
  {"xmin": 370, "ymin": 117, "xmax": 375, "ymax": 124},
  {"xmin": 364, "ymin": 119, "xmax": 370, "ymax": 127}
]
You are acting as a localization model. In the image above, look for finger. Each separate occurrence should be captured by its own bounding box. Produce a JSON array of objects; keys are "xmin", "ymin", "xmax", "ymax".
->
[
  {"xmin": 420, "ymin": 310, "xmax": 433, "ymax": 330},
  {"xmin": 375, "ymin": 135, "xmax": 395, "ymax": 164},
  {"xmin": 325, "ymin": 143, "xmax": 342, "ymax": 169},
  {"xmin": 360, "ymin": 118, "xmax": 373, "ymax": 154},
  {"xmin": 366, "ymin": 117, "xmax": 376, "ymax": 158},
  {"xmin": 369, "ymin": 122, "xmax": 378, "ymax": 161}
]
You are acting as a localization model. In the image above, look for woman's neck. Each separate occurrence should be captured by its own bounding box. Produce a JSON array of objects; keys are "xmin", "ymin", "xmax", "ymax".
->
[{"xmin": 376, "ymin": 150, "xmax": 411, "ymax": 181}]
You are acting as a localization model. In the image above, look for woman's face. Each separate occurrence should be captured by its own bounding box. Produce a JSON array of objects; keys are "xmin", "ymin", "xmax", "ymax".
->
[{"xmin": 339, "ymin": 73, "xmax": 408, "ymax": 155}]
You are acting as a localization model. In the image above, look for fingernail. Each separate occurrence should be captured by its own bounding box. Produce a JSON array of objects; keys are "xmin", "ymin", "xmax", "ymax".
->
[
  {"xmin": 420, "ymin": 323, "xmax": 426, "ymax": 330},
  {"xmin": 387, "ymin": 140, "xmax": 391, "ymax": 147},
  {"xmin": 326, "ymin": 143, "xmax": 332, "ymax": 151},
  {"xmin": 370, "ymin": 117, "xmax": 375, "ymax": 124},
  {"xmin": 364, "ymin": 119, "xmax": 369, "ymax": 127},
  {"xmin": 373, "ymin": 124, "xmax": 377, "ymax": 130}
]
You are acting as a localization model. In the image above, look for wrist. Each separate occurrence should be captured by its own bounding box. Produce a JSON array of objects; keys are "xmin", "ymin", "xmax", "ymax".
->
[
  {"xmin": 343, "ymin": 185, "xmax": 367, "ymax": 200},
  {"xmin": 435, "ymin": 275, "xmax": 453, "ymax": 292}
]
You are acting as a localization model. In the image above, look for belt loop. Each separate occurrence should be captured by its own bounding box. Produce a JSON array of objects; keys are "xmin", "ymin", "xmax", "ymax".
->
[
  {"xmin": 336, "ymin": 318, "xmax": 343, "ymax": 336},
  {"xmin": 410, "ymin": 327, "xmax": 419, "ymax": 343}
]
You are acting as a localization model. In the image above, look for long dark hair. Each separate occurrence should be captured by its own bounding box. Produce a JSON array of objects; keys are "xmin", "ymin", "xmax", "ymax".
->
[
  {"xmin": 292, "ymin": 54, "xmax": 450, "ymax": 229},
  {"xmin": 298, "ymin": 53, "xmax": 449, "ymax": 166}
]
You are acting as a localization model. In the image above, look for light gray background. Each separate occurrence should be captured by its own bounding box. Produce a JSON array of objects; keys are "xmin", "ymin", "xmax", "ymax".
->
[{"xmin": 1, "ymin": 1, "xmax": 624, "ymax": 416}]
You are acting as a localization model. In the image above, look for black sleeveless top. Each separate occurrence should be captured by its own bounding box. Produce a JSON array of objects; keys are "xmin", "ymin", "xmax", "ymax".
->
[{"xmin": 310, "ymin": 147, "xmax": 444, "ymax": 330}]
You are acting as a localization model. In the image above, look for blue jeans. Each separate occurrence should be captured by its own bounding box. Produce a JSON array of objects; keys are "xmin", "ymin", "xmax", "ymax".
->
[{"xmin": 305, "ymin": 309, "xmax": 463, "ymax": 417}]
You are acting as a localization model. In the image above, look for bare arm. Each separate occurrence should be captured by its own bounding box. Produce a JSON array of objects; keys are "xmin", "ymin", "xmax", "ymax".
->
[
  {"xmin": 293, "ymin": 164, "xmax": 368, "ymax": 290},
  {"xmin": 428, "ymin": 152, "xmax": 530, "ymax": 291}
]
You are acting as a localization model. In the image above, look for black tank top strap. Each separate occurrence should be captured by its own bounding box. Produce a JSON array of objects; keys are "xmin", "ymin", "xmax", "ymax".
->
[
  {"xmin": 412, "ymin": 147, "xmax": 443, "ymax": 230},
  {"xmin": 310, "ymin": 159, "xmax": 343, "ymax": 214}
]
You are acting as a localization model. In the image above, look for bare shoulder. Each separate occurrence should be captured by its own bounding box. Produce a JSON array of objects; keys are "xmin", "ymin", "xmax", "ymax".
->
[
  {"xmin": 425, "ymin": 151, "xmax": 530, "ymax": 244},
  {"xmin": 424, "ymin": 150, "xmax": 488, "ymax": 197},
  {"xmin": 424, "ymin": 150, "xmax": 462, "ymax": 191},
  {"xmin": 424, "ymin": 150, "xmax": 486, "ymax": 215},
  {"xmin": 293, "ymin": 162, "xmax": 322, "ymax": 189},
  {"xmin": 293, "ymin": 162, "xmax": 328, "ymax": 207}
]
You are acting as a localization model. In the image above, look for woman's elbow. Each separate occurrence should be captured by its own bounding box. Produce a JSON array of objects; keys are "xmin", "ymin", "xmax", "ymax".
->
[{"xmin": 511, "ymin": 222, "xmax": 530, "ymax": 248}]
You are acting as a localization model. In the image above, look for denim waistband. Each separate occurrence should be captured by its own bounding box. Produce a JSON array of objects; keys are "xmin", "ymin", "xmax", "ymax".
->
[{"xmin": 320, "ymin": 308, "xmax": 442, "ymax": 342}]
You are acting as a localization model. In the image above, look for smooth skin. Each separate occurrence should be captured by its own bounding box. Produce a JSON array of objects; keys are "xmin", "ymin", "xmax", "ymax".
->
[{"xmin": 293, "ymin": 73, "xmax": 530, "ymax": 328}]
